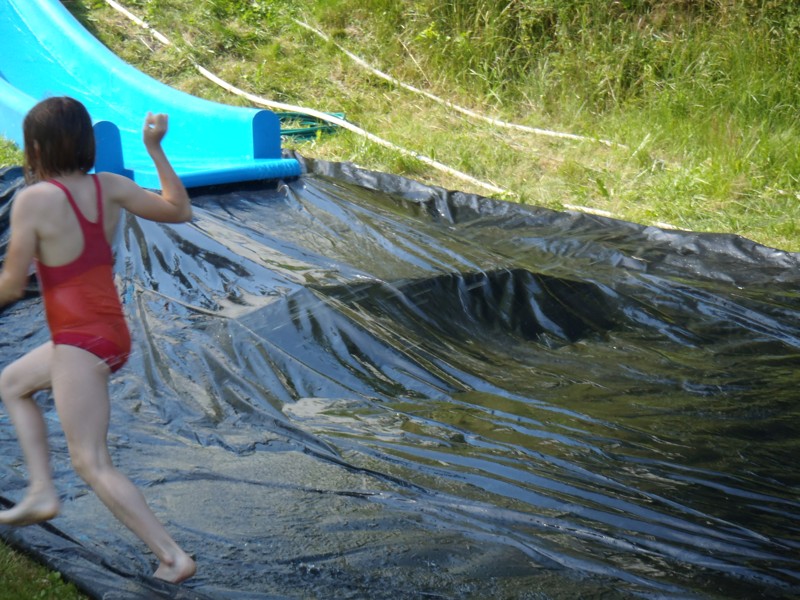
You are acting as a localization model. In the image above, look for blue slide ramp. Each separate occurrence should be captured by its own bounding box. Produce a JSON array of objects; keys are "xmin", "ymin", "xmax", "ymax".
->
[{"xmin": 0, "ymin": 0, "xmax": 301, "ymax": 189}]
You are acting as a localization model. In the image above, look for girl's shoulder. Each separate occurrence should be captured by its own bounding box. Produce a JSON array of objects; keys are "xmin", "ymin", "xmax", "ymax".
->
[
  {"xmin": 95, "ymin": 171, "xmax": 140, "ymax": 202},
  {"xmin": 19, "ymin": 179, "xmax": 59, "ymax": 194},
  {"xmin": 10, "ymin": 181, "xmax": 67, "ymax": 238},
  {"xmin": 14, "ymin": 180, "xmax": 62, "ymax": 209}
]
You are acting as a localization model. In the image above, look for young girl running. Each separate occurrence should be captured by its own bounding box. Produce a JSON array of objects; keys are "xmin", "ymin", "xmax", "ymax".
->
[{"xmin": 0, "ymin": 96, "xmax": 196, "ymax": 583}]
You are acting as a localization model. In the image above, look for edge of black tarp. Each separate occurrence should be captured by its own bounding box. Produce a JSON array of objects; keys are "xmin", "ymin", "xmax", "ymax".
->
[
  {"xmin": 286, "ymin": 151, "xmax": 800, "ymax": 283},
  {"xmin": 0, "ymin": 519, "xmax": 214, "ymax": 600}
]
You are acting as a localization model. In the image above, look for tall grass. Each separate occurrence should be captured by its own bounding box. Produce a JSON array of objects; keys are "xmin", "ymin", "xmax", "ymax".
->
[
  {"xmin": 1, "ymin": 0, "xmax": 797, "ymax": 250},
  {"xmin": 315, "ymin": 0, "xmax": 800, "ymax": 248}
]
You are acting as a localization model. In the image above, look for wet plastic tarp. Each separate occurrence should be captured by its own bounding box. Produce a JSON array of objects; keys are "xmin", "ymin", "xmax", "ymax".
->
[{"xmin": 0, "ymin": 155, "xmax": 799, "ymax": 599}]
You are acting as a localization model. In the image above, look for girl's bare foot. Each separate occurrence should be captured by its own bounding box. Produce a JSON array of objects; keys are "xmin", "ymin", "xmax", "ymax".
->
[
  {"xmin": 153, "ymin": 550, "xmax": 196, "ymax": 584},
  {"xmin": 0, "ymin": 491, "xmax": 59, "ymax": 526}
]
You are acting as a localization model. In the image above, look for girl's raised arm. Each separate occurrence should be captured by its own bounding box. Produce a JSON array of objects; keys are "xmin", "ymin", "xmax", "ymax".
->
[{"xmin": 110, "ymin": 113, "xmax": 192, "ymax": 224}]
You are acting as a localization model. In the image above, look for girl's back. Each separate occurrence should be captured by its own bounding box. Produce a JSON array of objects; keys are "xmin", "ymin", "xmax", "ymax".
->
[{"xmin": 28, "ymin": 172, "xmax": 122, "ymax": 269}]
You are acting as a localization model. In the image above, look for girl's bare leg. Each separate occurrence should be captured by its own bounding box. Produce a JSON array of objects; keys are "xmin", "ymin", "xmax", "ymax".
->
[
  {"xmin": 0, "ymin": 343, "xmax": 60, "ymax": 525},
  {"xmin": 51, "ymin": 345, "xmax": 195, "ymax": 583}
]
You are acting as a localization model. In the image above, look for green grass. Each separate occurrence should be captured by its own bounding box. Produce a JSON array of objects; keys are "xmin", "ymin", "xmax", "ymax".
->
[
  {"xmin": 4, "ymin": 1, "xmax": 799, "ymax": 250},
  {"xmin": 4, "ymin": 2, "xmax": 799, "ymax": 250},
  {"xmin": 0, "ymin": 138, "xmax": 22, "ymax": 168},
  {"xmin": 73, "ymin": 0, "xmax": 800, "ymax": 250},
  {"xmin": 0, "ymin": 541, "xmax": 87, "ymax": 600}
]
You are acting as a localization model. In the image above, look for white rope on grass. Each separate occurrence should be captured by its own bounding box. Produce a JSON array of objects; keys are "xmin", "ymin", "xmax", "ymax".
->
[
  {"xmin": 193, "ymin": 65, "xmax": 508, "ymax": 195},
  {"xmin": 293, "ymin": 19, "xmax": 623, "ymax": 149},
  {"xmin": 99, "ymin": 0, "xmax": 677, "ymax": 228},
  {"xmin": 100, "ymin": 0, "xmax": 509, "ymax": 196},
  {"xmin": 104, "ymin": 0, "xmax": 170, "ymax": 45}
]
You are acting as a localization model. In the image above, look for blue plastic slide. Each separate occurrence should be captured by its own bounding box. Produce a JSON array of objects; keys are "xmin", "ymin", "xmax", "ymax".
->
[{"xmin": 0, "ymin": 0, "xmax": 301, "ymax": 188}]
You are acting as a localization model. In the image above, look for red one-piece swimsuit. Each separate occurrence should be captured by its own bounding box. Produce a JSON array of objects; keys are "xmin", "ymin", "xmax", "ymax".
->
[{"xmin": 36, "ymin": 175, "xmax": 131, "ymax": 372}]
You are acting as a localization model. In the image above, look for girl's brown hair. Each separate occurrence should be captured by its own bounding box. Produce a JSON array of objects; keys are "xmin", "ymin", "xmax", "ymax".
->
[{"xmin": 23, "ymin": 96, "xmax": 95, "ymax": 183}]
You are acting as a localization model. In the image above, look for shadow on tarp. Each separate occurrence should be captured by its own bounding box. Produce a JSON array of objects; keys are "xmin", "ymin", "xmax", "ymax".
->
[{"xmin": 0, "ymin": 156, "xmax": 799, "ymax": 599}]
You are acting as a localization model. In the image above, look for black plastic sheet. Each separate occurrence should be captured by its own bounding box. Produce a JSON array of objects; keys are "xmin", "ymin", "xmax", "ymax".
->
[{"xmin": 1, "ymin": 157, "xmax": 798, "ymax": 599}]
